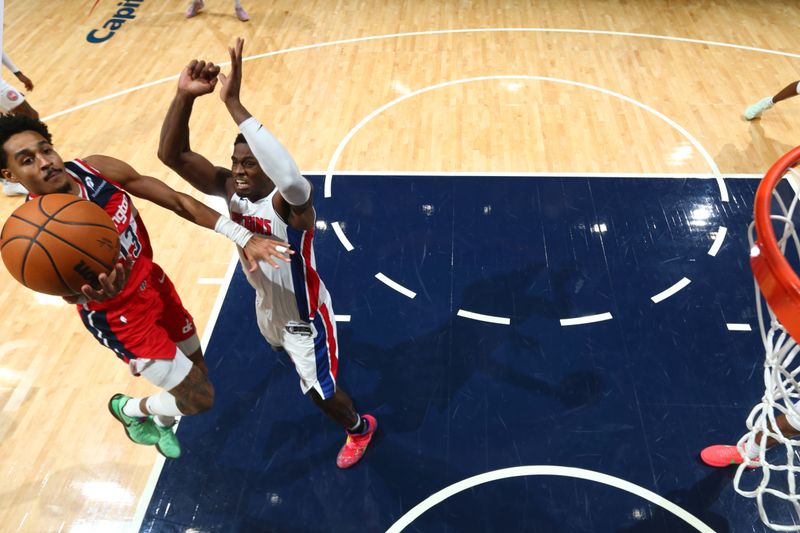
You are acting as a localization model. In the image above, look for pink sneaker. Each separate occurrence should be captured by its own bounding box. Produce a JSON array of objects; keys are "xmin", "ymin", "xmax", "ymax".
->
[
  {"xmin": 336, "ymin": 415, "xmax": 376, "ymax": 469},
  {"xmin": 186, "ymin": 0, "xmax": 204, "ymax": 18},
  {"xmin": 700, "ymin": 444, "xmax": 759, "ymax": 468},
  {"xmin": 235, "ymin": 5, "xmax": 250, "ymax": 21}
]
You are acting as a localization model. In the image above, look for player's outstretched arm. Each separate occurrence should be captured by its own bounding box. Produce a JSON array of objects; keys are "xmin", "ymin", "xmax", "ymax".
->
[
  {"xmin": 219, "ymin": 38, "xmax": 312, "ymax": 212},
  {"xmin": 85, "ymin": 154, "xmax": 293, "ymax": 270},
  {"xmin": 158, "ymin": 59, "xmax": 230, "ymax": 198}
]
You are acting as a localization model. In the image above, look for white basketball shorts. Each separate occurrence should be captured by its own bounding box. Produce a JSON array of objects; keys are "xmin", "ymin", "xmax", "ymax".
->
[
  {"xmin": 256, "ymin": 297, "xmax": 340, "ymax": 400},
  {"xmin": 0, "ymin": 80, "xmax": 25, "ymax": 112}
]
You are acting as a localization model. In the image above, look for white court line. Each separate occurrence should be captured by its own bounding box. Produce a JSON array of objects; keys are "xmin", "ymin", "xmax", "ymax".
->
[
  {"xmin": 456, "ymin": 309, "xmax": 511, "ymax": 325},
  {"xmin": 375, "ymin": 273, "xmax": 417, "ymax": 298},
  {"xmin": 707, "ymin": 226, "xmax": 727, "ymax": 256},
  {"xmin": 651, "ymin": 277, "xmax": 691, "ymax": 303},
  {"xmin": 385, "ymin": 465, "xmax": 715, "ymax": 533},
  {"xmin": 42, "ymin": 28, "xmax": 800, "ymax": 123},
  {"xmin": 130, "ymin": 253, "xmax": 241, "ymax": 533},
  {"xmin": 323, "ymin": 75, "xmax": 725, "ymax": 201},
  {"xmin": 197, "ymin": 278, "xmax": 225, "ymax": 285},
  {"xmin": 335, "ymin": 315, "xmax": 351, "ymax": 322},
  {"xmin": 727, "ymin": 323, "xmax": 753, "ymax": 332},
  {"xmin": 311, "ymin": 171, "xmax": 762, "ymax": 179},
  {"xmin": 331, "ymin": 222, "xmax": 355, "ymax": 251},
  {"xmin": 560, "ymin": 312, "xmax": 613, "ymax": 326}
]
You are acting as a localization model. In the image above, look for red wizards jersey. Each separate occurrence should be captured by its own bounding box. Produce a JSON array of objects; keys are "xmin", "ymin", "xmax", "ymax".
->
[{"xmin": 62, "ymin": 158, "xmax": 154, "ymax": 308}]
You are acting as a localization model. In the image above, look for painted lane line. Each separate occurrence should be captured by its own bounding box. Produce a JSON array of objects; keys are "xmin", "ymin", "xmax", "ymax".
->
[
  {"xmin": 323, "ymin": 75, "xmax": 724, "ymax": 201},
  {"xmin": 385, "ymin": 465, "xmax": 715, "ymax": 533},
  {"xmin": 457, "ymin": 309, "xmax": 511, "ymax": 325},
  {"xmin": 727, "ymin": 323, "xmax": 752, "ymax": 332},
  {"xmin": 560, "ymin": 312, "xmax": 613, "ymax": 326},
  {"xmin": 335, "ymin": 315, "xmax": 351, "ymax": 322},
  {"xmin": 313, "ymin": 171, "xmax": 761, "ymax": 178},
  {"xmin": 331, "ymin": 221, "xmax": 355, "ymax": 251},
  {"xmin": 375, "ymin": 273, "xmax": 417, "ymax": 298},
  {"xmin": 707, "ymin": 226, "xmax": 727, "ymax": 257},
  {"xmin": 651, "ymin": 277, "xmax": 691, "ymax": 303}
]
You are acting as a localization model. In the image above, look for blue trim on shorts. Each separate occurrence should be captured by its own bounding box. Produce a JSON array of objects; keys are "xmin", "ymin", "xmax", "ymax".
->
[
  {"xmin": 79, "ymin": 307, "xmax": 135, "ymax": 362},
  {"xmin": 286, "ymin": 226, "xmax": 310, "ymax": 320},
  {"xmin": 312, "ymin": 313, "xmax": 335, "ymax": 399}
]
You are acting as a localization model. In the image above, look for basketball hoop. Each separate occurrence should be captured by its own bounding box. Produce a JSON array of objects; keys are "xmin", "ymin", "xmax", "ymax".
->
[{"xmin": 735, "ymin": 145, "xmax": 800, "ymax": 531}]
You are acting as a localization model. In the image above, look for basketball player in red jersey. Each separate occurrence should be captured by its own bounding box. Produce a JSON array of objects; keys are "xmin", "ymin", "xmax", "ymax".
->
[
  {"xmin": 0, "ymin": 113, "xmax": 292, "ymax": 459},
  {"xmin": 158, "ymin": 39, "xmax": 377, "ymax": 468}
]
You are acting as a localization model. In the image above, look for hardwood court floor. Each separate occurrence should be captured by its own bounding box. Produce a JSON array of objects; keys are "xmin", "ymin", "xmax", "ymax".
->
[{"xmin": 0, "ymin": 1, "xmax": 799, "ymax": 531}]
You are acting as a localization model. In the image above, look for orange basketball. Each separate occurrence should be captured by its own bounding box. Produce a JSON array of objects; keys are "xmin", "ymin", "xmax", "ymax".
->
[{"xmin": 0, "ymin": 193, "xmax": 120, "ymax": 296}]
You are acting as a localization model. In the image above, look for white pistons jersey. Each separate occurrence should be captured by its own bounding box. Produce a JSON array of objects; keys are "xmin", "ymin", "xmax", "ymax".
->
[{"xmin": 229, "ymin": 190, "xmax": 329, "ymax": 329}]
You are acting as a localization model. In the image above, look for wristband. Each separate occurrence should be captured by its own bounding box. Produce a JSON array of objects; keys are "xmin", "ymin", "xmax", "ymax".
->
[{"xmin": 214, "ymin": 216, "xmax": 253, "ymax": 248}]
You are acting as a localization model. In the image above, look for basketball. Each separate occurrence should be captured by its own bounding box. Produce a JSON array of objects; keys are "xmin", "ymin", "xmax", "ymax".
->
[{"xmin": 0, "ymin": 193, "xmax": 120, "ymax": 296}]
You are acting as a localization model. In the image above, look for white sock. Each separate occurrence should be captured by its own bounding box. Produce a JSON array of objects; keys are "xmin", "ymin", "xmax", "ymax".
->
[
  {"xmin": 234, "ymin": 0, "xmax": 242, "ymax": 7},
  {"xmin": 744, "ymin": 439, "xmax": 761, "ymax": 459},
  {"xmin": 122, "ymin": 397, "xmax": 147, "ymax": 417},
  {"xmin": 145, "ymin": 391, "xmax": 185, "ymax": 417}
]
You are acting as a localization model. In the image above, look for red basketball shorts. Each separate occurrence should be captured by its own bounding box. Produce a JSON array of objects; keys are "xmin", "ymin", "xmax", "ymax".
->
[{"xmin": 78, "ymin": 263, "xmax": 196, "ymax": 362}]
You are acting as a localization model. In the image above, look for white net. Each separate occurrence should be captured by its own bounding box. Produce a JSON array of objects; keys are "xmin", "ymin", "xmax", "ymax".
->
[{"xmin": 735, "ymin": 166, "xmax": 800, "ymax": 531}]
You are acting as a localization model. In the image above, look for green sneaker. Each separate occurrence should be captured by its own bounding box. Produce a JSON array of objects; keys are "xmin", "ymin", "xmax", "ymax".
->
[
  {"xmin": 155, "ymin": 423, "xmax": 182, "ymax": 459},
  {"xmin": 107, "ymin": 393, "xmax": 159, "ymax": 446},
  {"xmin": 744, "ymin": 97, "xmax": 774, "ymax": 120}
]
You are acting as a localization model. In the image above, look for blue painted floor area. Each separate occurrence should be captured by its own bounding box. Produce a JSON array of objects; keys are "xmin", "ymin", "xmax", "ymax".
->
[{"xmin": 141, "ymin": 174, "xmax": 780, "ymax": 532}]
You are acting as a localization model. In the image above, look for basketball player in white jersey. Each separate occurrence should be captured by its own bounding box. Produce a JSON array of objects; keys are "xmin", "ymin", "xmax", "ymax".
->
[
  {"xmin": 158, "ymin": 38, "xmax": 377, "ymax": 469},
  {"xmin": 0, "ymin": 52, "xmax": 37, "ymax": 120},
  {"xmin": 0, "ymin": 52, "xmax": 38, "ymax": 196}
]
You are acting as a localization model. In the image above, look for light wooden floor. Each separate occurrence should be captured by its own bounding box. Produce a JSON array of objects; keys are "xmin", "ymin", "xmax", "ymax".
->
[{"xmin": 1, "ymin": 1, "xmax": 799, "ymax": 531}]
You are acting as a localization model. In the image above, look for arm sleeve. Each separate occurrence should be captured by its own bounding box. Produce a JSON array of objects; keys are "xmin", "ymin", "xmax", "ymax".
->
[
  {"xmin": 238, "ymin": 116, "xmax": 311, "ymax": 206},
  {"xmin": 2, "ymin": 53, "xmax": 19, "ymax": 74}
]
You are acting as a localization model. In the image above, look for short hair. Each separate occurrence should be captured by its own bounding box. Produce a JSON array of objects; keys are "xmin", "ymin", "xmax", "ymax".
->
[
  {"xmin": 234, "ymin": 133, "xmax": 248, "ymax": 146},
  {"xmin": 0, "ymin": 113, "xmax": 52, "ymax": 168}
]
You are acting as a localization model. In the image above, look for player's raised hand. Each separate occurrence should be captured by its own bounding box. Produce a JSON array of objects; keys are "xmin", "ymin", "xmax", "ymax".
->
[
  {"xmin": 178, "ymin": 59, "xmax": 220, "ymax": 97},
  {"xmin": 218, "ymin": 37, "xmax": 244, "ymax": 106},
  {"xmin": 242, "ymin": 234, "xmax": 293, "ymax": 271}
]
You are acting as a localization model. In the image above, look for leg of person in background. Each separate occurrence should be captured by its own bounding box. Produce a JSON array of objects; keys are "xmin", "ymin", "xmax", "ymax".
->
[
  {"xmin": 9, "ymin": 101, "xmax": 38, "ymax": 121},
  {"xmin": 744, "ymin": 80, "xmax": 800, "ymax": 120},
  {"xmin": 700, "ymin": 410, "xmax": 800, "ymax": 467},
  {"xmin": 186, "ymin": 0, "xmax": 204, "ymax": 18},
  {"xmin": 234, "ymin": 0, "xmax": 250, "ymax": 21}
]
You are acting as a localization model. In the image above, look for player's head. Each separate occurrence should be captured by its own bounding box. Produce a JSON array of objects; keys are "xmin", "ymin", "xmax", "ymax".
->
[
  {"xmin": 231, "ymin": 134, "xmax": 272, "ymax": 199},
  {"xmin": 0, "ymin": 114, "xmax": 70, "ymax": 195}
]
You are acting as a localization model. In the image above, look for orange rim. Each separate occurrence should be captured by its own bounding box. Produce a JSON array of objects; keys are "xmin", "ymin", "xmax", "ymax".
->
[{"xmin": 752, "ymin": 145, "xmax": 800, "ymax": 342}]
